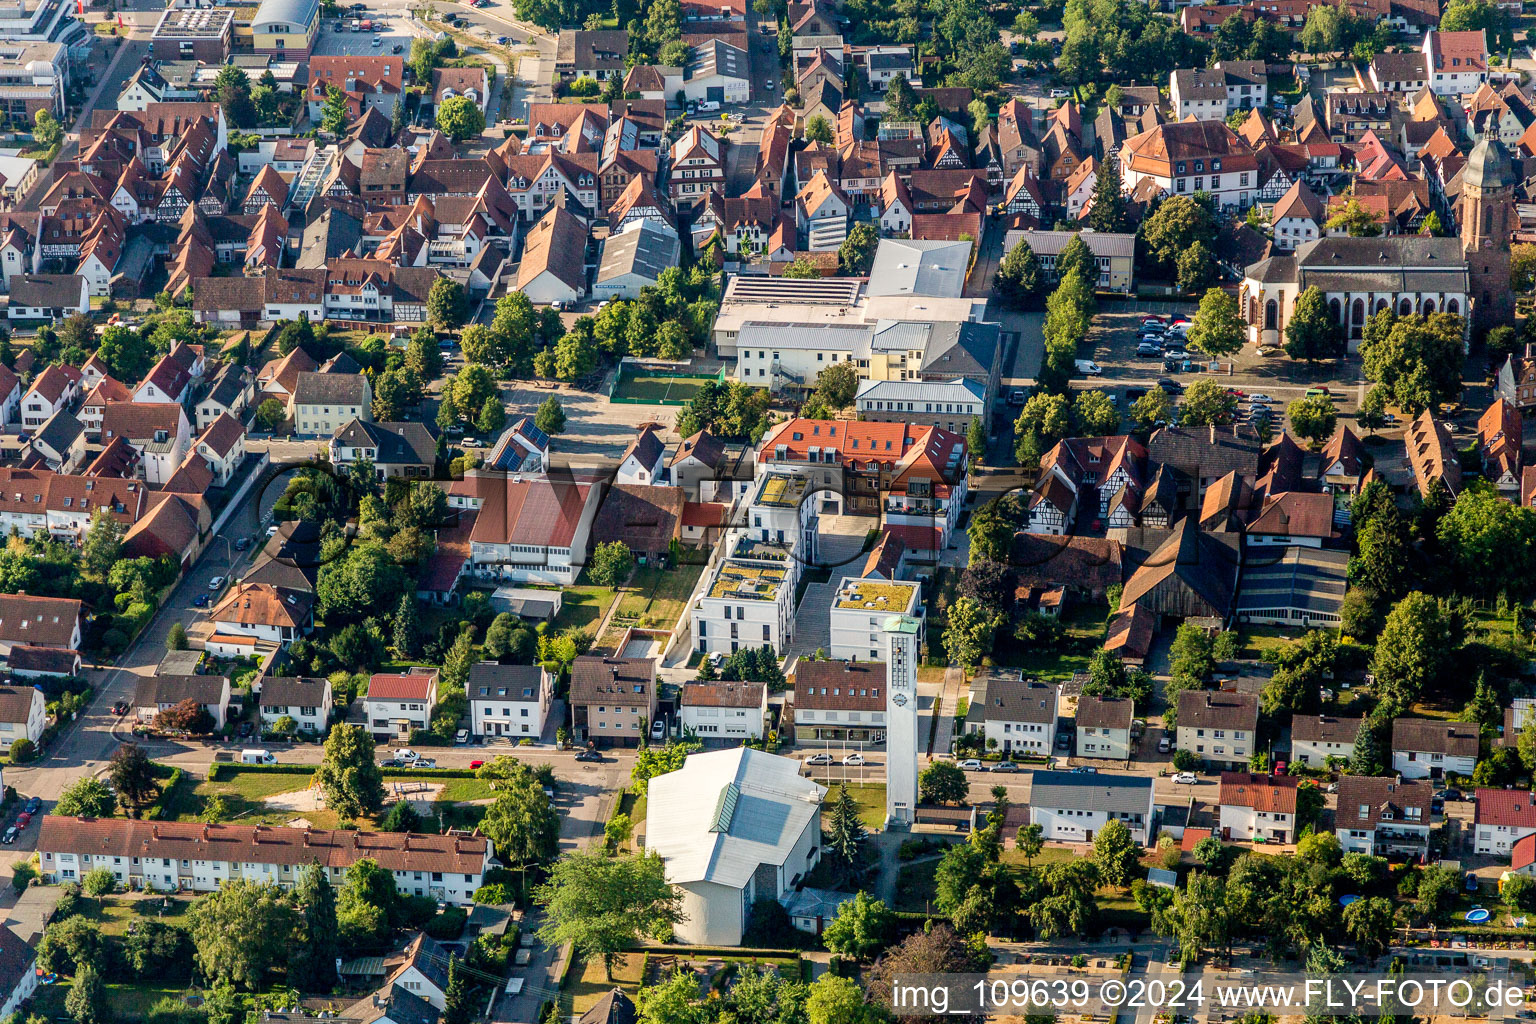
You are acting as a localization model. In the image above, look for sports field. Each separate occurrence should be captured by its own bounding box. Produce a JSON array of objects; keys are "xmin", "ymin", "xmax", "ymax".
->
[{"xmin": 610, "ymin": 373, "xmax": 711, "ymax": 405}]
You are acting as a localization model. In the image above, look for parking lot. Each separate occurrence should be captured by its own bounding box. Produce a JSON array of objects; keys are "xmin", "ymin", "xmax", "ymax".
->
[
  {"xmin": 498, "ymin": 380, "xmax": 686, "ymax": 461},
  {"xmin": 1071, "ymin": 299, "xmax": 1376, "ymax": 439},
  {"xmin": 313, "ymin": 16, "xmax": 416, "ymax": 57}
]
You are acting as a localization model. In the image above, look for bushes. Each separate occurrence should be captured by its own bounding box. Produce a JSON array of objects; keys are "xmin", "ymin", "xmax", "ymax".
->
[
  {"xmin": 424, "ymin": 906, "xmax": 467, "ymax": 940},
  {"xmin": 8, "ymin": 739, "xmax": 33, "ymax": 764}
]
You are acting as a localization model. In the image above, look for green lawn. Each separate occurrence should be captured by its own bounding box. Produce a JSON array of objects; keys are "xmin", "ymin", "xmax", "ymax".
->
[
  {"xmin": 32, "ymin": 981, "xmax": 192, "ymax": 1021},
  {"xmin": 88, "ymin": 895, "xmax": 194, "ymax": 937},
  {"xmin": 612, "ymin": 562, "xmax": 706, "ymax": 630},
  {"xmin": 996, "ymin": 602, "xmax": 1110, "ymax": 681},
  {"xmin": 1234, "ymin": 625, "xmax": 1303, "ymax": 660},
  {"xmin": 611, "ymin": 374, "xmax": 710, "ymax": 405},
  {"xmin": 548, "ymin": 583, "xmax": 619, "ymax": 636},
  {"xmin": 824, "ymin": 782, "xmax": 886, "ymax": 831},
  {"xmin": 560, "ymin": 953, "xmax": 645, "ymax": 1017}
]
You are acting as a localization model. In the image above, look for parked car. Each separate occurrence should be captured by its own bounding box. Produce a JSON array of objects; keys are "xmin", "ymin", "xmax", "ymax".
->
[
  {"xmin": 233, "ymin": 537, "xmax": 250, "ymax": 551},
  {"xmin": 991, "ymin": 761, "xmax": 1020, "ymax": 773},
  {"xmin": 1137, "ymin": 342, "xmax": 1162, "ymax": 357},
  {"xmin": 2, "ymin": 827, "xmax": 18, "ymax": 844},
  {"xmin": 806, "ymin": 753, "xmax": 834, "ymax": 765},
  {"xmin": 208, "ymin": 576, "xmax": 226, "ymax": 590},
  {"xmin": 1158, "ymin": 736, "xmax": 1172, "ymax": 753},
  {"xmin": 379, "ymin": 758, "xmax": 402, "ymax": 768},
  {"xmin": 1074, "ymin": 359, "xmax": 1102, "ymax": 376},
  {"xmin": 454, "ymin": 729, "xmax": 469, "ymax": 744},
  {"xmin": 1305, "ymin": 386, "xmax": 1332, "ymax": 398},
  {"xmin": 23, "ymin": 798, "xmax": 39, "ymax": 816},
  {"xmin": 574, "ymin": 750, "xmax": 601, "ymax": 763},
  {"xmin": 469, "ymin": 760, "xmax": 485, "ymax": 769},
  {"xmin": 1008, "ymin": 390, "xmax": 1026, "ymax": 405},
  {"xmin": 1173, "ymin": 771, "xmax": 1198, "ymax": 784},
  {"xmin": 1055, "ymin": 733, "xmax": 1070, "ymax": 749},
  {"xmin": 842, "ymin": 753, "xmax": 866, "ymax": 766},
  {"xmin": 414, "ymin": 758, "xmax": 437, "ymax": 769},
  {"xmin": 1156, "ymin": 378, "xmax": 1182, "ymax": 394},
  {"xmin": 1072, "ymin": 766, "xmax": 1098, "ymax": 774},
  {"xmin": 650, "ymin": 719, "xmax": 666, "ymax": 739},
  {"xmin": 111, "ymin": 701, "xmax": 128, "ymax": 715},
  {"xmin": 1049, "ymin": 88, "xmax": 1069, "ymax": 98},
  {"xmin": 958, "ymin": 758, "xmax": 984, "ymax": 771},
  {"xmin": 193, "ymin": 594, "xmax": 208, "ymax": 608},
  {"xmin": 1248, "ymin": 393, "xmax": 1274, "ymax": 405},
  {"xmin": 394, "ymin": 749, "xmax": 418, "ymax": 763},
  {"xmin": 238, "ymin": 721, "xmax": 254, "ymax": 737},
  {"xmin": 15, "ymin": 813, "xmax": 30, "ymax": 829}
]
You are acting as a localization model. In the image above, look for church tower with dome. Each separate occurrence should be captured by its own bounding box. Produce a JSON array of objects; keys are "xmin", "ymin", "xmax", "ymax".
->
[{"xmin": 1461, "ymin": 130, "xmax": 1517, "ymax": 334}]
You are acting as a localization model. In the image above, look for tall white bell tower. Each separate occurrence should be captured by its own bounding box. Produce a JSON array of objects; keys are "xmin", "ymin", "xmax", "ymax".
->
[{"xmin": 881, "ymin": 614, "xmax": 920, "ymax": 829}]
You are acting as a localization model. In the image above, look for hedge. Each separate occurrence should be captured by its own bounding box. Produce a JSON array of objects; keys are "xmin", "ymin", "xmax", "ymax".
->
[{"xmin": 208, "ymin": 763, "xmax": 485, "ymax": 781}]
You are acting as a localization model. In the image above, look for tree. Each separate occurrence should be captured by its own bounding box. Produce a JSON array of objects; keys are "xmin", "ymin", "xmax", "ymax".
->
[
  {"xmin": 1056, "ymin": 234, "xmax": 1096, "ymax": 285},
  {"xmin": 32, "ymin": 108, "xmax": 60, "ymax": 148},
  {"xmin": 189, "ymin": 878, "xmax": 297, "ymax": 989},
  {"xmin": 286, "ymin": 863, "xmax": 339, "ymax": 991},
  {"xmin": 1172, "ymin": 872, "xmax": 1229, "ymax": 961},
  {"xmin": 1504, "ymin": 872, "xmax": 1536, "ymax": 912},
  {"xmin": 1186, "ymin": 287, "xmax": 1244, "ymax": 358},
  {"xmin": 1325, "ymin": 198, "xmax": 1383, "ymax": 237},
  {"xmin": 1086, "ymin": 157, "xmax": 1127, "ymax": 233},
  {"xmin": 1342, "ymin": 894, "xmax": 1393, "ymax": 958},
  {"xmin": 534, "ymin": 851, "xmax": 683, "ymax": 978},
  {"xmin": 781, "ymin": 256, "xmax": 820, "ymax": 278},
  {"xmin": 215, "ymin": 64, "xmax": 255, "ymax": 130},
  {"xmin": 920, "ymin": 761, "xmax": 969, "ymax": 805},
  {"xmin": 534, "ymin": 395, "xmax": 565, "ymax": 434},
  {"xmin": 320, "ymin": 84, "xmax": 349, "ymax": 134},
  {"xmin": 807, "ymin": 362, "xmax": 860, "ymax": 417},
  {"xmin": 942, "ymin": 596, "xmax": 1000, "ymax": 669},
  {"xmin": 337, "ymin": 858, "xmax": 396, "ymax": 947},
  {"xmin": 839, "ymin": 222, "xmax": 878, "ymax": 275},
  {"xmin": 428, "ymin": 277, "xmax": 468, "ymax": 332},
  {"xmin": 807, "ymin": 974, "xmax": 882, "ymax": 1024},
  {"xmin": 1371, "ymin": 592, "xmax": 1465, "ymax": 715},
  {"xmin": 804, "ymin": 114, "xmax": 834, "ymax": 143},
  {"xmin": 166, "ymin": 622, "xmax": 189, "ymax": 651},
  {"xmin": 81, "ymin": 866, "xmax": 115, "ymax": 899},
  {"xmin": 443, "ymin": 956, "xmax": 472, "ymax": 1024},
  {"xmin": 1178, "ymin": 379, "xmax": 1238, "ymax": 426},
  {"xmin": 392, "ymin": 593, "xmax": 420, "ymax": 658},
  {"xmin": 826, "ymin": 784, "xmax": 868, "ymax": 865},
  {"xmin": 1284, "ymin": 286, "xmax": 1345, "ymax": 363},
  {"xmin": 380, "ymin": 800, "xmax": 423, "ymax": 833},
  {"xmin": 1015, "ymin": 391, "xmax": 1071, "ymax": 450},
  {"xmin": 586, "ymin": 540, "xmax": 633, "ymax": 587},
  {"xmin": 1438, "ymin": 488, "xmax": 1536, "ymax": 595},
  {"xmin": 480, "ymin": 776, "xmax": 560, "ymax": 868},
  {"xmin": 38, "ymin": 915, "xmax": 104, "ymax": 974},
  {"xmin": 866, "ymin": 925, "xmax": 985, "ymax": 1021},
  {"xmin": 435, "ymin": 94, "xmax": 486, "ymax": 142},
  {"xmin": 1093, "ymin": 819, "xmax": 1138, "ymax": 889},
  {"xmin": 82, "ymin": 507, "xmax": 124, "ymax": 581},
  {"xmin": 1130, "ymin": 386, "xmax": 1172, "ymax": 432},
  {"xmin": 255, "ymin": 398, "xmax": 286, "ymax": 433},
  {"xmin": 315, "ymin": 723, "xmax": 385, "ymax": 819},
  {"xmin": 604, "ymin": 812, "xmax": 633, "ymax": 851},
  {"xmin": 1176, "ymin": 240, "xmax": 1215, "ymax": 293},
  {"xmin": 885, "ymin": 76, "xmax": 916, "ymax": 118},
  {"xmin": 57, "ymin": 778, "xmax": 116, "ymax": 818},
  {"xmin": 110, "ymin": 743, "xmax": 159, "ymax": 809},
  {"xmin": 476, "ymin": 396, "xmax": 506, "ymax": 436},
  {"xmin": 1287, "ymin": 394, "xmax": 1338, "ymax": 447},
  {"xmin": 1142, "ymin": 195, "xmax": 1217, "ymax": 271},
  {"xmin": 156, "ymin": 699, "xmax": 214, "ymax": 734},
  {"xmin": 1361, "ymin": 311, "xmax": 1466, "ymax": 414},
  {"xmin": 822, "ymin": 891, "xmax": 894, "ymax": 960},
  {"xmin": 995, "ymin": 239, "xmax": 1043, "ymax": 309},
  {"xmin": 1017, "ymin": 823, "xmax": 1044, "ymax": 865},
  {"xmin": 66, "ymin": 964, "xmax": 108, "ymax": 1024},
  {"xmin": 966, "ymin": 416, "xmax": 986, "ymax": 468}
]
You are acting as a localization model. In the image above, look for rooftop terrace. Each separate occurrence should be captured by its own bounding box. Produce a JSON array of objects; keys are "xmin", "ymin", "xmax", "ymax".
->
[
  {"xmin": 833, "ymin": 578, "xmax": 919, "ymax": 612},
  {"xmin": 708, "ymin": 561, "xmax": 788, "ymax": 601},
  {"xmin": 755, "ymin": 474, "xmax": 810, "ymax": 509}
]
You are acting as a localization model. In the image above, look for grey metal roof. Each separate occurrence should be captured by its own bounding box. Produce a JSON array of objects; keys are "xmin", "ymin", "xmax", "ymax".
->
[
  {"xmin": 32, "ymin": 410, "xmax": 81, "ymax": 456},
  {"xmin": 1009, "ymin": 229, "xmax": 1136, "ymax": 259},
  {"xmin": 855, "ymin": 377, "xmax": 984, "ymax": 404},
  {"xmin": 646, "ymin": 747, "xmax": 825, "ymax": 888},
  {"xmin": 735, "ymin": 320, "xmax": 874, "ymax": 351},
  {"xmin": 866, "ymin": 238, "xmax": 972, "ymax": 298},
  {"xmin": 252, "ymin": 0, "xmax": 318, "ymax": 30},
  {"xmin": 467, "ymin": 662, "xmax": 544, "ymax": 700},
  {"xmin": 298, "ymin": 208, "xmax": 362, "ymax": 270},
  {"xmin": 596, "ymin": 220, "xmax": 679, "ymax": 288},
  {"xmin": 1028, "ymin": 770, "xmax": 1153, "ymax": 815}
]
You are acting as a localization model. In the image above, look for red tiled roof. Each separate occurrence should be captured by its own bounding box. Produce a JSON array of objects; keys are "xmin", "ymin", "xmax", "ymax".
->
[
  {"xmin": 1219, "ymin": 771, "xmax": 1298, "ymax": 814},
  {"xmin": 1475, "ymin": 787, "xmax": 1536, "ymax": 828},
  {"xmin": 367, "ymin": 672, "xmax": 437, "ymax": 701}
]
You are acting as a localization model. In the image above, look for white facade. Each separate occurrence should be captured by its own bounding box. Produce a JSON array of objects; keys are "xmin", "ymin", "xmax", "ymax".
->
[
  {"xmin": 1028, "ymin": 774, "xmax": 1156, "ymax": 845},
  {"xmin": 258, "ymin": 679, "xmax": 332, "ymax": 735},
  {"xmin": 1076, "ymin": 721, "xmax": 1131, "ymax": 760},
  {"xmin": 0, "ymin": 686, "xmax": 47, "ymax": 745},
  {"xmin": 467, "ymin": 664, "xmax": 553, "ymax": 739},
  {"xmin": 1219, "ymin": 801, "xmax": 1294, "ymax": 843},
  {"xmin": 829, "ymin": 577, "xmax": 921, "ymax": 661},
  {"xmin": 1393, "ymin": 748, "xmax": 1477, "ymax": 780},
  {"xmin": 678, "ymin": 683, "xmax": 767, "ymax": 740},
  {"xmin": 1175, "ymin": 723, "xmax": 1255, "ymax": 767},
  {"xmin": 1475, "ymin": 820, "xmax": 1536, "ymax": 856},
  {"xmin": 881, "ymin": 615, "xmax": 919, "ymax": 830},
  {"xmin": 692, "ymin": 551, "xmax": 795, "ymax": 656}
]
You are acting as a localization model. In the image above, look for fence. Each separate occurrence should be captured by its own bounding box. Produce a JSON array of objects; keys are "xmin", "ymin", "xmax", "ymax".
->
[{"xmin": 608, "ymin": 362, "xmax": 728, "ymax": 406}]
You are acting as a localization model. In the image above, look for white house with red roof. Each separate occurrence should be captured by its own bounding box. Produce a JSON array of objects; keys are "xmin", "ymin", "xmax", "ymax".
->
[
  {"xmin": 1423, "ymin": 29, "xmax": 1488, "ymax": 96},
  {"xmin": 1475, "ymin": 787, "xmax": 1536, "ymax": 856},
  {"xmin": 191, "ymin": 412, "xmax": 246, "ymax": 487},
  {"xmin": 21, "ymin": 364, "xmax": 80, "ymax": 428},
  {"xmin": 363, "ymin": 670, "xmax": 439, "ymax": 741},
  {"xmin": 450, "ymin": 471, "xmax": 604, "ymax": 585},
  {"xmin": 1218, "ymin": 771, "xmax": 1298, "ymax": 843}
]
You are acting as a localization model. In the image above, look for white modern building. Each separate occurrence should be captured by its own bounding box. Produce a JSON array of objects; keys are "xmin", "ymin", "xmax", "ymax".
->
[
  {"xmin": 646, "ymin": 747, "xmax": 824, "ymax": 945},
  {"xmin": 829, "ymin": 577, "xmax": 921, "ymax": 662},
  {"xmin": 854, "ymin": 377, "xmax": 986, "ymax": 435},
  {"xmin": 881, "ymin": 614, "xmax": 919, "ymax": 830},
  {"xmin": 38, "ymin": 817, "xmax": 492, "ymax": 905},
  {"xmin": 1028, "ymin": 770, "xmax": 1155, "ymax": 845},
  {"xmin": 790, "ymin": 660, "xmax": 887, "ymax": 743},
  {"xmin": 466, "ymin": 662, "xmax": 552, "ymax": 739},
  {"xmin": 679, "ymin": 680, "xmax": 767, "ymax": 740},
  {"xmin": 692, "ymin": 541, "xmax": 796, "ymax": 657}
]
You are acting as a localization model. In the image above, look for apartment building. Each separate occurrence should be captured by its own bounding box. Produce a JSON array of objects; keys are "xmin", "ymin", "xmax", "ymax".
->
[
  {"xmin": 829, "ymin": 577, "xmax": 921, "ymax": 661},
  {"xmin": 963, "ymin": 673, "xmax": 1058, "ymax": 756},
  {"xmin": 363, "ymin": 670, "xmax": 438, "ymax": 741},
  {"xmin": 679, "ymin": 680, "xmax": 767, "ymax": 740},
  {"xmin": 1291, "ymin": 715, "xmax": 1363, "ymax": 767},
  {"xmin": 1336, "ymin": 774, "xmax": 1432, "ymax": 857},
  {"xmin": 1391, "ymin": 719, "xmax": 1478, "ymax": 779},
  {"xmin": 790, "ymin": 659, "xmax": 886, "ymax": 743},
  {"xmin": 466, "ymin": 662, "xmax": 552, "ymax": 739},
  {"xmin": 1175, "ymin": 690, "xmax": 1258, "ymax": 770}
]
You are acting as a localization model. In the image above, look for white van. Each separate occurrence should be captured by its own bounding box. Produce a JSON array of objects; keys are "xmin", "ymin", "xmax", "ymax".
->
[
  {"xmin": 697, "ymin": 100, "xmax": 720, "ymax": 113},
  {"xmin": 241, "ymin": 749, "xmax": 277, "ymax": 765}
]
